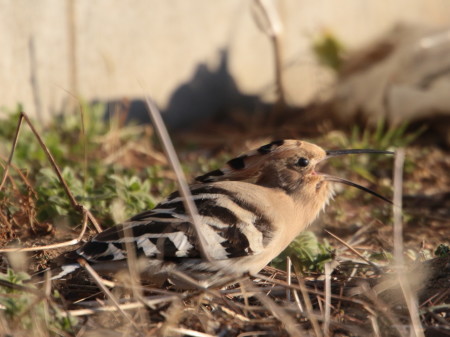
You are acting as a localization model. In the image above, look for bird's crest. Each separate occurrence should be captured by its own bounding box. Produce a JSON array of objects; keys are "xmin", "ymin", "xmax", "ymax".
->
[{"xmin": 195, "ymin": 140, "xmax": 302, "ymax": 183}]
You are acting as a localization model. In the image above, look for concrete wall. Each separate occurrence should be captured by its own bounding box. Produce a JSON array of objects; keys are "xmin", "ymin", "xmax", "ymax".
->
[{"xmin": 1, "ymin": 0, "xmax": 450, "ymax": 126}]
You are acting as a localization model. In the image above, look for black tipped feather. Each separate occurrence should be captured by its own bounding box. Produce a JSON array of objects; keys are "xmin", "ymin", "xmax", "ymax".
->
[
  {"xmin": 257, "ymin": 140, "xmax": 284, "ymax": 154},
  {"xmin": 227, "ymin": 155, "xmax": 247, "ymax": 170}
]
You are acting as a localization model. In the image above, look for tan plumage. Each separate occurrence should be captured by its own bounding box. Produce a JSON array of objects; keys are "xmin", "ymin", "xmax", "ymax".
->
[{"xmin": 53, "ymin": 140, "xmax": 392, "ymax": 286}]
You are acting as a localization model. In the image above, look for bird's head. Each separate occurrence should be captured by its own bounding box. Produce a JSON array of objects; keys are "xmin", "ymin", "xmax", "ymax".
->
[{"xmin": 196, "ymin": 139, "xmax": 393, "ymax": 203}]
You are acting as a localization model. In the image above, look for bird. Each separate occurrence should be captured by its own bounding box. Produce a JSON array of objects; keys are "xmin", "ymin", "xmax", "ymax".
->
[{"xmin": 51, "ymin": 139, "xmax": 393, "ymax": 287}]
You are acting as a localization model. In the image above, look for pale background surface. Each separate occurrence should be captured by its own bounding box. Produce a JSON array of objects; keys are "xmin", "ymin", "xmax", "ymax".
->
[{"xmin": 1, "ymin": 0, "xmax": 450, "ymax": 125}]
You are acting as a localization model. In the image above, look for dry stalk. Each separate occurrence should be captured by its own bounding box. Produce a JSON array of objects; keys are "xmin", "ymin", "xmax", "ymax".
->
[
  {"xmin": 0, "ymin": 157, "xmax": 37, "ymax": 196},
  {"xmin": 324, "ymin": 229, "xmax": 382, "ymax": 273},
  {"xmin": 160, "ymin": 297, "xmax": 185, "ymax": 337},
  {"xmin": 144, "ymin": 96, "xmax": 212, "ymax": 262},
  {"xmin": 255, "ymin": 272, "xmax": 374, "ymax": 309},
  {"xmin": 393, "ymin": 148, "xmax": 425, "ymax": 337},
  {"xmin": 0, "ymin": 112, "xmax": 102, "ymax": 233},
  {"xmin": 237, "ymin": 331, "xmax": 272, "ymax": 337},
  {"xmin": 68, "ymin": 295, "xmax": 180, "ymax": 317},
  {"xmin": 286, "ymin": 256, "xmax": 292, "ymax": 302},
  {"xmin": 355, "ymin": 282, "xmax": 407, "ymax": 337},
  {"xmin": 77, "ymin": 258, "xmax": 139, "ymax": 330},
  {"xmin": 0, "ymin": 207, "xmax": 89, "ymax": 252},
  {"xmin": 295, "ymin": 271, "xmax": 323, "ymax": 337},
  {"xmin": 323, "ymin": 262, "xmax": 331, "ymax": 336},
  {"xmin": 244, "ymin": 279, "xmax": 305, "ymax": 337},
  {"xmin": 166, "ymin": 327, "xmax": 216, "ymax": 337},
  {"xmin": 0, "ymin": 112, "xmax": 24, "ymax": 191},
  {"xmin": 393, "ymin": 148, "xmax": 405, "ymax": 267},
  {"xmin": 252, "ymin": 0, "xmax": 286, "ymax": 115},
  {"xmin": 369, "ymin": 315, "xmax": 381, "ymax": 337},
  {"xmin": 292, "ymin": 286, "xmax": 304, "ymax": 313},
  {"xmin": 216, "ymin": 305, "xmax": 250, "ymax": 322},
  {"xmin": 121, "ymin": 223, "xmax": 148, "ymax": 325}
]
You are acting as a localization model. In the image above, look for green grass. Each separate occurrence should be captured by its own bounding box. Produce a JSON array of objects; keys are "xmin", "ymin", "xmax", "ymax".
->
[
  {"xmin": 0, "ymin": 104, "xmax": 174, "ymax": 229},
  {"xmin": 312, "ymin": 31, "xmax": 346, "ymax": 72},
  {"xmin": 272, "ymin": 231, "xmax": 334, "ymax": 274},
  {"xmin": 0, "ymin": 269, "xmax": 77, "ymax": 335},
  {"xmin": 326, "ymin": 119, "xmax": 424, "ymax": 181}
]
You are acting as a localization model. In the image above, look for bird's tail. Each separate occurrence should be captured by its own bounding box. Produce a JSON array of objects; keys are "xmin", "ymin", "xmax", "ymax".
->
[{"xmin": 31, "ymin": 263, "xmax": 82, "ymax": 282}]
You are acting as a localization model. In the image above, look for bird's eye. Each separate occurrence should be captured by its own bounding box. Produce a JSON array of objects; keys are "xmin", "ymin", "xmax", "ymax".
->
[{"xmin": 296, "ymin": 157, "xmax": 309, "ymax": 167}]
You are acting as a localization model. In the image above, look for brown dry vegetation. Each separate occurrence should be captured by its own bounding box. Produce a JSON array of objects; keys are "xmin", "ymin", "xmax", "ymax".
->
[{"xmin": 0, "ymin": 107, "xmax": 449, "ymax": 337}]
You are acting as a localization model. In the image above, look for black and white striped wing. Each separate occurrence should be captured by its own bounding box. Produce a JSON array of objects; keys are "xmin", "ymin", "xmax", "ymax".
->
[{"xmin": 77, "ymin": 185, "xmax": 274, "ymax": 264}]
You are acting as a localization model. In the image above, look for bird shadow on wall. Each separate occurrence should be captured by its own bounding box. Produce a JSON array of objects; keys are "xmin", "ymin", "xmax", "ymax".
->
[{"xmin": 101, "ymin": 49, "xmax": 271, "ymax": 130}]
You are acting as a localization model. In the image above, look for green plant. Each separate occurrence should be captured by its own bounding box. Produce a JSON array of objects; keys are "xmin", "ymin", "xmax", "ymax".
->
[
  {"xmin": 369, "ymin": 250, "xmax": 393, "ymax": 262},
  {"xmin": 325, "ymin": 120, "xmax": 424, "ymax": 190},
  {"xmin": 0, "ymin": 269, "xmax": 77, "ymax": 334},
  {"xmin": 32, "ymin": 165, "xmax": 162, "ymax": 227},
  {"xmin": 0, "ymin": 104, "xmax": 173, "ymax": 231},
  {"xmin": 347, "ymin": 119, "xmax": 425, "ymax": 150},
  {"xmin": 435, "ymin": 244, "xmax": 450, "ymax": 257},
  {"xmin": 312, "ymin": 31, "xmax": 346, "ymax": 72},
  {"xmin": 272, "ymin": 231, "xmax": 334, "ymax": 274},
  {"xmin": 108, "ymin": 173, "xmax": 157, "ymax": 220},
  {"xmin": 0, "ymin": 269, "xmax": 33, "ymax": 325}
]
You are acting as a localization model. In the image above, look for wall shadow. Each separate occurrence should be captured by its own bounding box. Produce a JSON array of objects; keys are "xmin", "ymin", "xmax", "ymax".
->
[{"xmin": 102, "ymin": 49, "xmax": 271, "ymax": 130}]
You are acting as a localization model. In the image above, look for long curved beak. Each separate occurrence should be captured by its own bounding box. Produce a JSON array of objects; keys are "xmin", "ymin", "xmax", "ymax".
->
[
  {"xmin": 322, "ymin": 148, "xmax": 394, "ymax": 204},
  {"xmin": 326, "ymin": 149, "xmax": 394, "ymax": 157},
  {"xmin": 321, "ymin": 174, "xmax": 392, "ymax": 204}
]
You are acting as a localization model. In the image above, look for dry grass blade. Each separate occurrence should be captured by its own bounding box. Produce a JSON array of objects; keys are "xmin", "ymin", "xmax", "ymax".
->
[
  {"xmin": 369, "ymin": 315, "xmax": 381, "ymax": 337},
  {"xmin": 286, "ymin": 256, "xmax": 292, "ymax": 302},
  {"xmin": 295, "ymin": 271, "xmax": 323, "ymax": 337},
  {"xmin": 167, "ymin": 327, "xmax": 216, "ymax": 337},
  {"xmin": 323, "ymin": 262, "xmax": 331, "ymax": 336},
  {"xmin": 393, "ymin": 148, "xmax": 405, "ymax": 267},
  {"xmin": 251, "ymin": 288, "xmax": 305, "ymax": 337},
  {"xmin": 122, "ymin": 224, "xmax": 144, "ymax": 310},
  {"xmin": 252, "ymin": 0, "xmax": 282, "ymax": 37},
  {"xmin": 398, "ymin": 276, "xmax": 425, "ymax": 337},
  {"xmin": 237, "ymin": 331, "xmax": 272, "ymax": 337},
  {"xmin": 252, "ymin": 0, "xmax": 286, "ymax": 115},
  {"xmin": 217, "ymin": 305, "xmax": 250, "ymax": 322},
  {"xmin": 0, "ymin": 155, "xmax": 37, "ymax": 196},
  {"xmin": 0, "ymin": 111, "xmax": 102, "ymax": 233},
  {"xmin": 354, "ymin": 282, "xmax": 407, "ymax": 337},
  {"xmin": 0, "ymin": 113, "xmax": 24, "ymax": 191},
  {"xmin": 0, "ymin": 207, "xmax": 89, "ymax": 252},
  {"xmin": 254, "ymin": 272, "xmax": 373, "ymax": 309},
  {"xmin": 324, "ymin": 229, "xmax": 382, "ymax": 273},
  {"xmin": 393, "ymin": 148, "xmax": 425, "ymax": 337},
  {"xmin": 77, "ymin": 258, "xmax": 139, "ymax": 331},
  {"xmin": 292, "ymin": 285, "xmax": 304, "ymax": 313},
  {"xmin": 144, "ymin": 96, "xmax": 212, "ymax": 262},
  {"xmin": 68, "ymin": 295, "xmax": 180, "ymax": 317},
  {"xmin": 160, "ymin": 297, "xmax": 185, "ymax": 337}
]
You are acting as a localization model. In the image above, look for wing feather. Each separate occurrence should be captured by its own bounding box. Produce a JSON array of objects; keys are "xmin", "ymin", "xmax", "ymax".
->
[{"xmin": 77, "ymin": 184, "xmax": 274, "ymax": 264}]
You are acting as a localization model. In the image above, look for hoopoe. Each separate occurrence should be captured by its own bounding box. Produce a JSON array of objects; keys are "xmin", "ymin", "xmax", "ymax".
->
[{"xmin": 52, "ymin": 140, "xmax": 392, "ymax": 286}]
